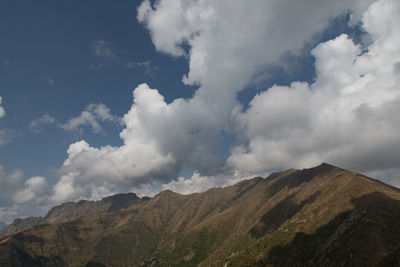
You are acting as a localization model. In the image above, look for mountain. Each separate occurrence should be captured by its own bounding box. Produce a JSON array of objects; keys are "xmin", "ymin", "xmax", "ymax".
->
[
  {"xmin": 0, "ymin": 222, "xmax": 6, "ymax": 231},
  {"xmin": 0, "ymin": 163, "xmax": 399, "ymax": 266},
  {"xmin": 0, "ymin": 192, "xmax": 143, "ymax": 239}
]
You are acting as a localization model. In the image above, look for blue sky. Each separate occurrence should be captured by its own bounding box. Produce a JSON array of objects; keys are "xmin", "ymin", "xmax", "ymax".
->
[
  {"xmin": 0, "ymin": 1, "xmax": 359, "ymax": 176},
  {"xmin": 0, "ymin": 0, "xmax": 194, "ymax": 178},
  {"xmin": 0, "ymin": 0, "xmax": 399, "ymax": 222}
]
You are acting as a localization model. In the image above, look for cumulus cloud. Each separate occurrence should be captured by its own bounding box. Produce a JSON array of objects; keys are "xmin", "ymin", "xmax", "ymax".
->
[
  {"xmin": 92, "ymin": 40, "xmax": 119, "ymax": 60},
  {"xmin": 0, "ymin": 164, "xmax": 51, "ymax": 221},
  {"xmin": 0, "ymin": 164, "xmax": 24, "ymax": 220},
  {"xmin": 45, "ymin": 0, "xmax": 400, "ymax": 204},
  {"xmin": 0, "ymin": 96, "xmax": 5, "ymax": 118},
  {"xmin": 0, "ymin": 172, "xmax": 51, "ymax": 223},
  {"xmin": 13, "ymin": 176, "xmax": 50, "ymax": 205},
  {"xmin": 29, "ymin": 114, "xmax": 56, "ymax": 133},
  {"xmin": 60, "ymin": 103, "xmax": 119, "ymax": 135},
  {"xmin": 229, "ymin": 0, "xmax": 400, "ymax": 180},
  {"xmin": 161, "ymin": 170, "xmax": 252, "ymax": 195},
  {"xmin": 51, "ymin": 84, "xmax": 195, "ymax": 202},
  {"xmin": 0, "ymin": 164, "xmax": 23, "ymax": 194},
  {"xmin": 0, "ymin": 97, "xmax": 15, "ymax": 146},
  {"xmin": 138, "ymin": 0, "xmax": 373, "ymax": 92}
]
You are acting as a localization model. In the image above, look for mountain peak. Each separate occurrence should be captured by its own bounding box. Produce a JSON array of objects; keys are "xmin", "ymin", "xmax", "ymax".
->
[
  {"xmin": 1, "ymin": 164, "xmax": 400, "ymax": 266},
  {"xmin": 303, "ymin": 162, "xmax": 342, "ymax": 172},
  {"xmin": 101, "ymin": 192, "xmax": 139, "ymax": 202},
  {"xmin": 155, "ymin": 189, "xmax": 185, "ymax": 199}
]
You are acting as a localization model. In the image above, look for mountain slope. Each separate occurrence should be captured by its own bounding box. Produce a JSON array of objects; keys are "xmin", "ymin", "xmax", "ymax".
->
[
  {"xmin": 0, "ymin": 193, "xmax": 144, "ymax": 239},
  {"xmin": 0, "ymin": 163, "xmax": 399, "ymax": 266}
]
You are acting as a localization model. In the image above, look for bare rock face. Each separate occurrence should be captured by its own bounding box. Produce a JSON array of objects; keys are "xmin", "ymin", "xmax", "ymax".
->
[{"xmin": 0, "ymin": 163, "xmax": 399, "ymax": 267}]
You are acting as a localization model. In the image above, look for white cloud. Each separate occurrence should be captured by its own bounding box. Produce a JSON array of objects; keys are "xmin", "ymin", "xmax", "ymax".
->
[
  {"xmin": 29, "ymin": 114, "xmax": 56, "ymax": 133},
  {"xmin": 138, "ymin": 0, "xmax": 373, "ymax": 92},
  {"xmin": 0, "ymin": 97, "xmax": 15, "ymax": 146},
  {"xmin": 0, "ymin": 166, "xmax": 52, "ymax": 221},
  {"xmin": 13, "ymin": 176, "xmax": 50, "ymax": 205},
  {"xmin": 0, "ymin": 164, "xmax": 24, "ymax": 220},
  {"xmin": 0, "ymin": 0, "xmax": 398, "ymax": 222},
  {"xmin": 45, "ymin": 0, "xmax": 400, "ymax": 204},
  {"xmin": 161, "ymin": 170, "xmax": 252, "ymax": 195},
  {"xmin": 0, "ymin": 96, "xmax": 5, "ymax": 118},
  {"xmin": 0, "ymin": 164, "xmax": 23, "ymax": 193},
  {"xmin": 49, "ymin": 82, "xmax": 232, "ymax": 203},
  {"xmin": 126, "ymin": 60, "xmax": 158, "ymax": 77},
  {"xmin": 229, "ymin": 0, "xmax": 400, "ymax": 177},
  {"xmin": 0, "ymin": 174, "xmax": 51, "ymax": 223},
  {"xmin": 92, "ymin": 40, "xmax": 119, "ymax": 60},
  {"xmin": 60, "ymin": 103, "xmax": 119, "ymax": 135}
]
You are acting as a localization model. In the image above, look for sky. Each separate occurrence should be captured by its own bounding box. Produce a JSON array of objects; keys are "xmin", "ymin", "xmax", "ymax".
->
[{"xmin": 0, "ymin": 0, "xmax": 399, "ymax": 223}]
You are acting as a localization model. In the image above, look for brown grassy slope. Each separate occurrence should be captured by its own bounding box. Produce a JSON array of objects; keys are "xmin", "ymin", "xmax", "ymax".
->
[
  {"xmin": 0, "ymin": 193, "xmax": 143, "ymax": 240},
  {"xmin": 0, "ymin": 163, "xmax": 399, "ymax": 266},
  {"xmin": 208, "ymin": 164, "xmax": 400, "ymax": 266}
]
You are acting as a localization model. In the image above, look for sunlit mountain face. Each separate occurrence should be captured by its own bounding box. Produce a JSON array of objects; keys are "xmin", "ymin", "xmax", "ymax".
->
[
  {"xmin": 1, "ymin": 164, "xmax": 400, "ymax": 266},
  {"xmin": 0, "ymin": 0, "xmax": 399, "ymax": 230}
]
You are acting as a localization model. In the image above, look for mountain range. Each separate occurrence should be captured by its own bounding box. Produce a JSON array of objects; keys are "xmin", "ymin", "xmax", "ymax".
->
[
  {"xmin": 0, "ymin": 222, "xmax": 6, "ymax": 231},
  {"xmin": 0, "ymin": 192, "xmax": 146, "ymax": 239},
  {"xmin": 0, "ymin": 163, "xmax": 399, "ymax": 266}
]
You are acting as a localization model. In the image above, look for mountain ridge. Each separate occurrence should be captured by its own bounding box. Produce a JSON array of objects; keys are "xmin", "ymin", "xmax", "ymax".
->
[
  {"xmin": 0, "ymin": 192, "xmax": 146, "ymax": 239},
  {"xmin": 1, "ymin": 163, "xmax": 399, "ymax": 266}
]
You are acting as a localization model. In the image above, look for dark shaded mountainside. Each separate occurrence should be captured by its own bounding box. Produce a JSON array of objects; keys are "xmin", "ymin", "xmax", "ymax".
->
[{"xmin": 1, "ymin": 163, "xmax": 400, "ymax": 266}]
